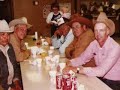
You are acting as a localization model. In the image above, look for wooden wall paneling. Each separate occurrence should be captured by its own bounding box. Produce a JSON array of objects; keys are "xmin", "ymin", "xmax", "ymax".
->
[
  {"xmin": 13, "ymin": 0, "xmax": 55, "ymax": 37},
  {"xmin": 0, "ymin": 0, "xmax": 13, "ymax": 22},
  {"xmin": 13, "ymin": 0, "xmax": 73, "ymax": 37}
]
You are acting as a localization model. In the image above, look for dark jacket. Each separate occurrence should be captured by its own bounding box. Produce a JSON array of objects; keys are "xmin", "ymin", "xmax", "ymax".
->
[{"xmin": 0, "ymin": 44, "xmax": 20, "ymax": 90}]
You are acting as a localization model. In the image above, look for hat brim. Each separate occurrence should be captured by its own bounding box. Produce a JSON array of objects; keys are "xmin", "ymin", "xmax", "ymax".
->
[
  {"xmin": 9, "ymin": 26, "xmax": 15, "ymax": 32},
  {"xmin": 0, "ymin": 28, "xmax": 14, "ymax": 33},
  {"xmin": 26, "ymin": 23, "xmax": 32, "ymax": 28},
  {"xmin": 0, "ymin": 30, "xmax": 13, "ymax": 33},
  {"xmin": 9, "ymin": 19, "xmax": 32, "ymax": 29},
  {"xmin": 67, "ymin": 16, "xmax": 93, "ymax": 29}
]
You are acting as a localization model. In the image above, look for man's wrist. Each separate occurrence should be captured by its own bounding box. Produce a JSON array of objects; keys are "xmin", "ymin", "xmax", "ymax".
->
[
  {"xmin": 66, "ymin": 60, "xmax": 72, "ymax": 66},
  {"xmin": 76, "ymin": 67, "xmax": 80, "ymax": 74}
]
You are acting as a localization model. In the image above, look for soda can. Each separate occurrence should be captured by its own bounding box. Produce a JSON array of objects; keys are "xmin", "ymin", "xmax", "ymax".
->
[
  {"xmin": 62, "ymin": 74, "xmax": 72, "ymax": 90},
  {"xmin": 56, "ymin": 73, "xmax": 63, "ymax": 89},
  {"xmin": 71, "ymin": 76, "xmax": 78, "ymax": 90}
]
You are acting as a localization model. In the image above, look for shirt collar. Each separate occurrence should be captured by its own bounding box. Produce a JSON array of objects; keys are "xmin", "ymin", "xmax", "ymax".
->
[
  {"xmin": 65, "ymin": 29, "xmax": 72, "ymax": 38},
  {"xmin": 0, "ymin": 44, "xmax": 9, "ymax": 53},
  {"xmin": 95, "ymin": 36, "xmax": 111, "ymax": 49}
]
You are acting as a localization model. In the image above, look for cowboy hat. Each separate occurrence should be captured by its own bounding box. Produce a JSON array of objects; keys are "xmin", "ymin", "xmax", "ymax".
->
[
  {"xmin": 68, "ymin": 15, "xmax": 94, "ymax": 29},
  {"xmin": 0, "ymin": 20, "xmax": 13, "ymax": 33},
  {"xmin": 9, "ymin": 17, "xmax": 32, "ymax": 29},
  {"xmin": 96, "ymin": 12, "xmax": 115, "ymax": 36},
  {"xmin": 69, "ymin": 13, "xmax": 81, "ymax": 20}
]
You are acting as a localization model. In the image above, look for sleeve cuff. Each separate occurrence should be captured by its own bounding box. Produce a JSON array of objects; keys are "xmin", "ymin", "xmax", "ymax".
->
[
  {"xmin": 83, "ymin": 67, "xmax": 93, "ymax": 76},
  {"xmin": 70, "ymin": 59, "xmax": 76, "ymax": 66}
]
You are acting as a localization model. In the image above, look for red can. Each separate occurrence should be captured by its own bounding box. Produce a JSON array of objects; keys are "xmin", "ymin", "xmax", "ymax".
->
[
  {"xmin": 56, "ymin": 72, "xmax": 63, "ymax": 89},
  {"xmin": 71, "ymin": 76, "xmax": 78, "ymax": 90},
  {"xmin": 62, "ymin": 74, "xmax": 72, "ymax": 90}
]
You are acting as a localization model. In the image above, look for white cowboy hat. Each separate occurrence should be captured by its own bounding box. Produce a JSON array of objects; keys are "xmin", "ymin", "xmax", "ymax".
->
[
  {"xmin": 96, "ymin": 12, "xmax": 115, "ymax": 36},
  {"xmin": 0, "ymin": 20, "xmax": 13, "ymax": 33},
  {"xmin": 9, "ymin": 17, "xmax": 32, "ymax": 29}
]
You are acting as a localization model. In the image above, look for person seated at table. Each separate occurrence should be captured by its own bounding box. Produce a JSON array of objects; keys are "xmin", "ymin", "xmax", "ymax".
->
[
  {"xmin": 9, "ymin": 17, "xmax": 32, "ymax": 62},
  {"xmin": 65, "ymin": 15, "xmax": 95, "ymax": 59},
  {"xmin": 47, "ymin": 23, "xmax": 74, "ymax": 56},
  {"xmin": 63, "ymin": 12, "xmax": 120, "ymax": 90},
  {"xmin": 0, "ymin": 20, "xmax": 22, "ymax": 90}
]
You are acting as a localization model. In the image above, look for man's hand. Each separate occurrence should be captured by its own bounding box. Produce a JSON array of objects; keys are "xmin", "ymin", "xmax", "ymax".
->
[
  {"xmin": 14, "ymin": 80, "xmax": 22, "ymax": 90},
  {"xmin": 62, "ymin": 66, "xmax": 77, "ymax": 74},
  {"xmin": 45, "ymin": 37, "xmax": 52, "ymax": 45},
  {"xmin": 54, "ymin": 29, "xmax": 62, "ymax": 37},
  {"xmin": 15, "ymin": 84, "xmax": 22, "ymax": 90},
  {"xmin": 35, "ymin": 40, "xmax": 41, "ymax": 46},
  {"xmin": 10, "ymin": 88, "xmax": 16, "ymax": 90},
  {"xmin": 27, "ymin": 49, "xmax": 31, "ymax": 57},
  {"xmin": 66, "ymin": 60, "xmax": 72, "ymax": 67}
]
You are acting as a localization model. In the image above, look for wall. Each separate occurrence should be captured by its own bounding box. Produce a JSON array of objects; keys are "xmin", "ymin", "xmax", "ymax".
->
[
  {"xmin": 13, "ymin": 0, "xmax": 71, "ymax": 37},
  {"xmin": 0, "ymin": 0, "xmax": 13, "ymax": 22},
  {"xmin": 12, "ymin": 0, "xmax": 120, "ymax": 36}
]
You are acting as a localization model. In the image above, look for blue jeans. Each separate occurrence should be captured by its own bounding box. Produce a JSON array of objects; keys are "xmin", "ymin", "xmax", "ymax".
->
[{"xmin": 98, "ymin": 77, "xmax": 120, "ymax": 90}]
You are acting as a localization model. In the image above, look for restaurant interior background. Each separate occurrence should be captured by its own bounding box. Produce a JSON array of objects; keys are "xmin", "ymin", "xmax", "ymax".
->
[
  {"xmin": 0, "ymin": 0, "xmax": 120, "ymax": 37},
  {"xmin": 0, "ymin": 0, "xmax": 120, "ymax": 89}
]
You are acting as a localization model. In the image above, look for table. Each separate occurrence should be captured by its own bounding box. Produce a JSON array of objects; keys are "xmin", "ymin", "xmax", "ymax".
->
[
  {"xmin": 20, "ymin": 60, "xmax": 112, "ymax": 90},
  {"xmin": 21, "ymin": 35, "xmax": 112, "ymax": 90}
]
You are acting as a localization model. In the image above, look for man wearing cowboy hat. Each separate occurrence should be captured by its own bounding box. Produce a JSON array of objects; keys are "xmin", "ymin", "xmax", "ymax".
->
[
  {"xmin": 46, "ymin": 23, "xmax": 74, "ymax": 55},
  {"xmin": 65, "ymin": 14, "xmax": 95, "ymax": 60},
  {"xmin": 63, "ymin": 12, "xmax": 120, "ymax": 90},
  {"xmin": 0, "ymin": 20, "xmax": 22, "ymax": 90},
  {"xmin": 9, "ymin": 17, "xmax": 32, "ymax": 62}
]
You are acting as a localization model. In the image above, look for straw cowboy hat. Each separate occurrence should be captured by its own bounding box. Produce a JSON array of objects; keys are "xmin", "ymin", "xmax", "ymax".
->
[
  {"xmin": 9, "ymin": 17, "xmax": 32, "ymax": 31},
  {"xmin": 96, "ymin": 12, "xmax": 115, "ymax": 36},
  {"xmin": 0, "ymin": 20, "xmax": 13, "ymax": 32},
  {"xmin": 68, "ymin": 15, "xmax": 94, "ymax": 29}
]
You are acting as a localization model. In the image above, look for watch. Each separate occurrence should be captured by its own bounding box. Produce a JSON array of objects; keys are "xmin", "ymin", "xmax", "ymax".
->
[{"xmin": 77, "ymin": 67, "xmax": 80, "ymax": 74}]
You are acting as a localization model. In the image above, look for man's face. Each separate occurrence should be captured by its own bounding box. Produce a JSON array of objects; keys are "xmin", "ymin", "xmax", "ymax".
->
[
  {"xmin": 72, "ymin": 22, "xmax": 84, "ymax": 37},
  {"xmin": 94, "ymin": 23, "xmax": 109, "ymax": 44},
  {"xmin": 15, "ymin": 24, "xmax": 27, "ymax": 40},
  {"xmin": 0, "ymin": 32, "xmax": 9, "ymax": 46}
]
